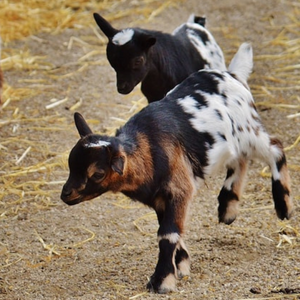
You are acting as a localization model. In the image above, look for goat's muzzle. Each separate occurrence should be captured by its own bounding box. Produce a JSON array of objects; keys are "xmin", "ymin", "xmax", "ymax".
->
[
  {"xmin": 60, "ymin": 186, "xmax": 82, "ymax": 205},
  {"xmin": 117, "ymin": 82, "xmax": 134, "ymax": 94}
]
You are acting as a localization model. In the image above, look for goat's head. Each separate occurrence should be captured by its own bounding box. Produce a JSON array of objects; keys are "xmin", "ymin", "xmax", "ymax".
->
[
  {"xmin": 61, "ymin": 113, "xmax": 125, "ymax": 205},
  {"xmin": 93, "ymin": 13, "xmax": 156, "ymax": 94}
]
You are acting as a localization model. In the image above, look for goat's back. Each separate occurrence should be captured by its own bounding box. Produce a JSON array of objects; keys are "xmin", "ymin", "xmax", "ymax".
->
[{"xmin": 118, "ymin": 69, "xmax": 263, "ymax": 178}]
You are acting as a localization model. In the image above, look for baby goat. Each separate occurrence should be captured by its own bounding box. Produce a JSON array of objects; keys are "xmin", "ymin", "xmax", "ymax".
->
[
  {"xmin": 93, "ymin": 13, "xmax": 226, "ymax": 103},
  {"xmin": 61, "ymin": 43, "xmax": 292, "ymax": 293}
]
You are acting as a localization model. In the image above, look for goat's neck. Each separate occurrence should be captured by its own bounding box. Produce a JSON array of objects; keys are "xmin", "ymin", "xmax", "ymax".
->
[{"xmin": 117, "ymin": 133, "xmax": 153, "ymax": 190}]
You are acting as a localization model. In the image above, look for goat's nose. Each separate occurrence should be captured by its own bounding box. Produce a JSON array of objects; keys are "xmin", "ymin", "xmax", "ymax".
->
[
  {"xmin": 61, "ymin": 186, "xmax": 72, "ymax": 199},
  {"xmin": 118, "ymin": 82, "xmax": 127, "ymax": 89}
]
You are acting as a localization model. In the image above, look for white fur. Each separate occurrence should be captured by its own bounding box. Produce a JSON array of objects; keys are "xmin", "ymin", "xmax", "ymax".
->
[
  {"xmin": 228, "ymin": 42, "xmax": 253, "ymax": 87},
  {"xmin": 84, "ymin": 140, "xmax": 110, "ymax": 148},
  {"xmin": 171, "ymin": 17, "xmax": 226, "ymax": 71},
  {"xmin": 158, "ymin": 233, "xmax": 180, "ymax": 244},
  {"xmin": 112, "ymin": 29, "xmax": 134, "ymax": 46},
  {"xmin": 176, "ymin": 67, "xmax": 274, "ymax": 178},
  {"xmin": 186, "ymin": 25, "xmax": 227, "ymax": 71},
  {"xmin": 187, "ymin": 14, "xmax": 196, "ymax": 24}
]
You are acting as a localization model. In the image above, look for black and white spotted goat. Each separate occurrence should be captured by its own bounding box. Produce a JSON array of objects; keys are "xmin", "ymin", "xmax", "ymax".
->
[
  {"xmin": 61, "ymin": 43, "xmax": 292, "ymax": 293},
  {"xmin": 93, "ymin": 13, "xmax": 226, "ymax": 103}
]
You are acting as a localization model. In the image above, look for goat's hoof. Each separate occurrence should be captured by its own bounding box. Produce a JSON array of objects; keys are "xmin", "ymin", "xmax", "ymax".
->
[
  {"xmin": 275, "ymin": 196, "xmax": 293, "ymax": 220},
  {"xmin": 218, "ymin": 200, "xmax": 239, "ymax": 225},
  {"xmin": 219, "ymin": 214, "xmax": 236, "ymax": 225},
  {"xmin": 276, "ymin": 207, "xmax": 293, "ymax": 220},
  {"xmin": 147, "ymin": 273, "xmax": 177, "ymax": 294},
  {"xmin": 177, "ymin": 258, "xmax": 190, "ymax": 279}
]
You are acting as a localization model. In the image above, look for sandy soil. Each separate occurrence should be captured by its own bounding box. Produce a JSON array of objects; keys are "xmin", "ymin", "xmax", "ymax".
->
[{"xmin": 1, "ymin": 0, "xmax": 299, "ymax": 299}]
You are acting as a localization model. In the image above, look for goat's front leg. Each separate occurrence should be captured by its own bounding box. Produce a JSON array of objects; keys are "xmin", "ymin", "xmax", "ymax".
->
[
  {"xmin": 146, "ymin": 232, "xmax": 179, "ymax": 293},
  {"xmin": 147, "ymin": 199, "xmax": 190, "ymax": 293}
]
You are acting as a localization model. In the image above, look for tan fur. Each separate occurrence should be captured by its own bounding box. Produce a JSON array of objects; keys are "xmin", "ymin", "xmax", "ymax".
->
[
  {"xmin": 278, "ymin": 162, "xmax": 293, "ymax": 217},
  {"xmin": 232, "ymin": 159, "xmax": 248, "ymax": 199},
  {"xmin": 177, "ymin": 259, "xmax": 190, "ymax": 278},
  {"xmin": 270, "ymin": 137, "xmax": 283, "ymax": 147},
  {"xmin": 163, "ymin": 142, "xmax": 195, "ymax": 234},
  {"xmin": 119, "ymin": 132, "xmax": 154, "ymax": 191},
  {"xmin": 222, "ymin": 159, "xmax": 247, "ymax": 223},
  {"xmin": 280, "ymin": 164, "xmax": 291, "ymax": 192},
  {"xmin": 98, "ymin": 133, "xmax": 154, "ymax": 193},
  {"xmin": 87, "ymin": 162, "xmax": 99, "ymax": 179},
  {"xmin": 154, "ymin": 196, "xmax": 166, "ymax": 213},
  {"xmin": 270, "ymin": 137, "xmax": 293, "ymax": 217},
  {"xmin": 177, "ymin": 238, "xmax": 190, "ymax": 277},
  {"xmin": 223, "ymin": 200, "xmax": 239, "ymax": 223},
  {"xmin": 159, "ymin": 274, "xmax": 177, "ymax": 293}
]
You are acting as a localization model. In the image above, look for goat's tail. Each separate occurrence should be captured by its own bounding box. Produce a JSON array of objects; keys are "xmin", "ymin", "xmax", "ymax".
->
[
  {"xmin": 187, "ymin": 14, "xmax": 206, "ymax": 27},
  {"xmin": 228, "ymin": 42, "xmax": 253, "ymax": 87}
]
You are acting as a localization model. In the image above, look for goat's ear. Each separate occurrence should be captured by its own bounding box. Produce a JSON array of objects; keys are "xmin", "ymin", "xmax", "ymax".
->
[
  {"xmin": 111, "ymin": 156, "xmax": 125, "ymax": 176},
  {"xmin": 93, "ymin": 13, "xmax": 118, "ymax": 39},
  {"xmin": 139, "ymin": 33, "xmax": 156, "ymax": 50},
  {"xmin": 74, "ymin": 112, "xmax": 93, "ymax": 138}
]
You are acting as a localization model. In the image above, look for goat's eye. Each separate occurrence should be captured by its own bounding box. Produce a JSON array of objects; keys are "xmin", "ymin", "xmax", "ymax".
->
[
  {"xmin": 132, "ymin": 57, "xmax": 144, "ymax": 70},
  {"xmin": 91, "ymin": 171, "xmax": 106, "ymax": 181}
]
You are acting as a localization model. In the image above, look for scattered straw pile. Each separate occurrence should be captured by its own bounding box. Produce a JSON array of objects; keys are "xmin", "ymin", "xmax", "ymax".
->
[
  {"xmin": 0, "ymin": 0, "xmax": 299, "ymax": 235},
  {"xmin": 0, "ymin": 0, "xmax": 182, "ymax": 219},
  {"xmin": 0, "ymin": 0, "xmax": 180, "ymax": 43},
  {"xmin": 0, "ymin": 1, "xmax": 299, "ymax": 298}
]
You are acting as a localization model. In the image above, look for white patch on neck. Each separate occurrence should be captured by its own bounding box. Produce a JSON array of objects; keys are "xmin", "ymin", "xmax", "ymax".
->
[
  {"xmin": 112, "ymin": 29, "xmax": 134, "ymax": 46},
  {"xmin": 84, "ymin": 140, "xmax": 111, "ymax": 148}
]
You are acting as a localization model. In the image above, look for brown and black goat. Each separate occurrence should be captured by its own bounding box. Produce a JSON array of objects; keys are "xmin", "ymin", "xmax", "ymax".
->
[{"xmin": 61, "ymin": 43, "xmax": 292, "ymax": 293}]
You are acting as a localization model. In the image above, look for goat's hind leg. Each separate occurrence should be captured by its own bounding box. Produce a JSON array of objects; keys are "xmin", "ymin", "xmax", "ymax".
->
[
  {"xmin": 269, "ymin": 138, "xmax": 293, "ymax": 219},
  {"xmin": 218, "ymin": 159, "xmax": 248, "ymax": 224}
]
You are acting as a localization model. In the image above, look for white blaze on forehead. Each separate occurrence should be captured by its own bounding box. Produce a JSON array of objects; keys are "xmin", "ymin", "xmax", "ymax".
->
[
  {"xmin": 112, "ymin": 29, "xmax": 134, "ymax": 46},
  {"xmin": 84, "ymin": 140, "xmax": 111, "ymax": 148}
]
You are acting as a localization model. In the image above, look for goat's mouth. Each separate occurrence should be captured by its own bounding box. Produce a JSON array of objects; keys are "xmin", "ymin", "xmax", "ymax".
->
[
  {"xmin": 117, "ymin": 82, "xmax": 135, "ymax": 94},
  {"xmin": 118, "ymin": 86, "xmax": 134, "ymax": 94},
  {"xmin": 61, "ymin": 194, "xmax": 83, "ymax": 206},
  {"xmin": 61, "ymin": 192, "xmax": 102, "ymax": 206}
]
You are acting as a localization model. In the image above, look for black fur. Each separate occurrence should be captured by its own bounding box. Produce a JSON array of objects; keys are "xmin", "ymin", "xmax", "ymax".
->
[{"xmin": 94, "ymin": 13, "xmax": 225, "ymax": 103}]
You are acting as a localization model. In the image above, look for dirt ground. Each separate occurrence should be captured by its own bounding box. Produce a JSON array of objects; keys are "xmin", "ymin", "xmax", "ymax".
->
[{"xmin": 1, "ymin": 0, "xmax": 300, "ymax": 299}]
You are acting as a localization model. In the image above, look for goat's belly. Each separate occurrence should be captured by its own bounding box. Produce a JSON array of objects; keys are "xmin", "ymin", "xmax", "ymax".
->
[{"xmin": 204, "ymin": 141, "xmax": 234, "ymax": 176}]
